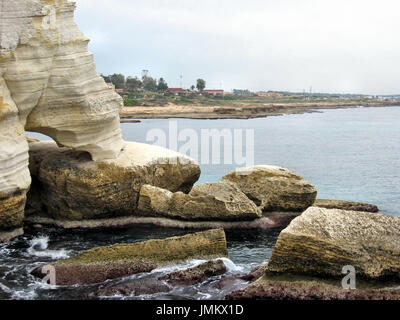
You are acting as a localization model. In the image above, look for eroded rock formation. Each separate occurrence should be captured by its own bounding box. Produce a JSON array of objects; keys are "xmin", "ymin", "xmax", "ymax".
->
[
  {"xmin": 138, "ymin": 182, "xmax": 262, "ymax": 221},
  {"xmin": 26, "ymin": 140, "xmax": 200, "ymax": 220},
  {"xmin": 0, "ymin": 0, "xmax": 124, "ymax": 238},
  {"xmin": 267, "ymin": 206, "xmax": 400, "ymax": 279},
  {"xmin": 221, "ymin": 165, "xmax": 317, "ymax": 212},
  {"xmin": 227, "ymin": 207, "xmax": 400, "ymax": 300}
]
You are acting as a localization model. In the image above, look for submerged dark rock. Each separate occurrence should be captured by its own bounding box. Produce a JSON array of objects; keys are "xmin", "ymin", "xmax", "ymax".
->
[
  {"xmin": 96, "ymin": 278, "xmax": 172, "ymax": 297},
  {"xmin": 95, "ymin": 260, "xmax": 227, "ymax": 297},
  {"xmin": 159, "ymin": 260, "xmax": 227, "ymax": 286},
  {"xmin": 226, "ymin": 276, "xmax": 400, "ymax": 300}
]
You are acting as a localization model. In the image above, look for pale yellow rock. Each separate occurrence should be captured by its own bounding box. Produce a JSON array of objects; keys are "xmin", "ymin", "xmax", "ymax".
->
[
  {"xmin": 267, "ymin": 206, "xmax": 400, "ymax": 279},
  {"xmin": 0, "ymin": 0, "xmax": 124, "ymax": 233},
  {"xmin": 27, "ymin": 140, "xmax": 201, "ymax": 220},
  {"xmin": 138, "ymin": 182, "xmax": 262, "ymax": 221},
  {"xmin": 221, "ymin": 165, "xmax": 317, "ymax": 212}
]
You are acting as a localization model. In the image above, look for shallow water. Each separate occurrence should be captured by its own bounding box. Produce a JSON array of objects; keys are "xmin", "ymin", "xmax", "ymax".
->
[
  {"xmin": 13, "ymin": 106, "xmax": 400, "ymax": 300},
  {"xmin": 0, "ymin": 226, "xmax": 281, "ymax": 300}
]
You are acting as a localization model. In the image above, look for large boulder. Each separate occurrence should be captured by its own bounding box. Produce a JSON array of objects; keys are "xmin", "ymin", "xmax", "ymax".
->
[
  {"xmin": 137, "ymin": 182, "xmax": 262, "ymax": 221},
  {"xmin": 27, "ymin": 140, "xmax": 200, "ymax": 220},
  {"xmin": 221, "ymin": 166, "xmax": 317, "ymax": 212},
  {"xmin": 267, "ymin": 207, "xmax": 400, "ymax": 279},
  {"xmin": 32, "ymin": 229, "xmax": 228, "ymax": 286},
  {"xmin": 226, "ymin": 207, "xmax": 400, "ymax": 300}
]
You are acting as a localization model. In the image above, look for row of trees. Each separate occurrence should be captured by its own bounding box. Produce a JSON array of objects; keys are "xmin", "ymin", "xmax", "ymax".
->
[
  {"xmin": 101, "ymin": 73, "xmax": 168, "ymax": 92},
  {"xmin": 101, "ymin": 73, "xmax": 206, "ymax": 92}
]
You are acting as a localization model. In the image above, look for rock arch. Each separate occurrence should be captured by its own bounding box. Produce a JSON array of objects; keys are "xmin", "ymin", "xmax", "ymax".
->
[{"xmin": 0, "ymin": 0, "xmax": 124, "ymax": 239}]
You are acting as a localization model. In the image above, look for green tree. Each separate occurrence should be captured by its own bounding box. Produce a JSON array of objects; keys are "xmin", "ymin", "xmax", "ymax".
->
[
  {"xmin": 196, "ymin": 79, "xmax": 206, "ymax": 92},
  {"xmin": 142, "ymin": 76, "xmax": 158, "ymax": 91},
  {"xmin": 126, "ymin": 76, "xmax": 142, "ymax": 91},
  {"xmin": 101, "ymin": 74, "xmax": 111, "ymax": 83},
  {"xmin": 157, "ymin": 78, "xmax": 168, "ymax": 91},
  {"xmin": 110, "ymin": 73, "xmax": 125, "ymax": 89},
  {"xmin": 190, "ymin": 85, "xmax": 195, "ymax": 91}
]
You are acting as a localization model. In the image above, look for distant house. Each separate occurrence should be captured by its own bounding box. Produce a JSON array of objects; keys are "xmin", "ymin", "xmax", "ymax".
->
[
  {"xmin": 115, "ymin": 88, "xmax": 124, "ymax": 93},
  {"xmin": 203, "ymin": 89, "xmax": 224, "ymax": 96},
  {"xmin": 167, "ymin": 88, "xmax": 187, "ymax": 95}
]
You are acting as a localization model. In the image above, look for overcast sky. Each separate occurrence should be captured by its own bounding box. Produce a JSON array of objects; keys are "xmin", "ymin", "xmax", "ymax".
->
[{"xmin": 75, "ymin": 0, "xmax": 400, "ymax": 94}]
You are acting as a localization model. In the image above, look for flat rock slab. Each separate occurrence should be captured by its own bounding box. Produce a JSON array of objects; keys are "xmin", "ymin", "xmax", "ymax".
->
[
  {"xmin": 314, "ymin": 199, "xmax": 379, "ymax": 213},
  {"xmin": 226, "ymin": 276, "xmax": 400, "ymax": 300},
  {"xmin": 25, "ymin": 212, "xmax": 297, "ymax": 230},
  {"xmin": 268, "ymin": 207, "xmax": 400, "ymax": 280},
  {"xmin": 32, "ymin": 229, "xmax": 228, "ymax": 286}
]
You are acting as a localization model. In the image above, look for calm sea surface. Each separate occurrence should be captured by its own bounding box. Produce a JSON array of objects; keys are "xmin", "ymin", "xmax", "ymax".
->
[{"xmin": 8, "ymin": 106, "xmax": 397, "ymax": 300}]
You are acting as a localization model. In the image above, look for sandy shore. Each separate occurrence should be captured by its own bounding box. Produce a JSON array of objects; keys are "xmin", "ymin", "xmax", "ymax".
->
[{"xmin": 121, "ymin": 101, "xmax": 400, "ymax": 120}]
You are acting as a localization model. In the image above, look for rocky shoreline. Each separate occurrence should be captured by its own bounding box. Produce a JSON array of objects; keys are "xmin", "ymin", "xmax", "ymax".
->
[
  {"xmin": 23, "ymin": 140, "xmax": 318, "ymax": 232},
  {"xmin": 120, "ymin": 102, "xmax": 400, "ymax": 120},
  {"xmin": 225, "ymin": 207, "xmax": 400, "ymax": 300},
  {"xmin": 1, "ymin": 0, "xmax": 398, "ymax": 301}
]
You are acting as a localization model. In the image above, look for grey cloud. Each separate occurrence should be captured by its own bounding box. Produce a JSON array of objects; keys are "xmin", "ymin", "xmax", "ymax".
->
[{"xmin": 75, "ymin": 0, "xmax": 400, "ymax": 94}]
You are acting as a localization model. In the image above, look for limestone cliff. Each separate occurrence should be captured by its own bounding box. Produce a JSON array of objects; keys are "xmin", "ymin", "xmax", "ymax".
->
[{"xmin": 0, "ymin": 0, "xmax": 124, "ymax": 237}]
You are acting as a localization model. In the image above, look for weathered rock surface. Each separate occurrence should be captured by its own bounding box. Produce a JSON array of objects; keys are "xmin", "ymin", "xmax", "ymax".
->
[
  {"xmin": 26, "ymin": 140, "xmax": 200, "ymax": 220},
  {"xmin": 24, "ymin": 212, "xmax": 296, "ymax": 230},
  {"xmin": 138, "ymin": 182, "xmax": 262, "ymax": 221},
  {"xmin": 314, "ymin": 199, "xmax": 379, "ymax": 213},
  {"xmin": 267, "ymin": 207, "xmax": 400, "ymax": 280},
  {"xmin": 216, "ymin": 263, "xmax": 268, "ymax": 292},
  {"xmin": 226, "ymin": 276, "xmax": 400, "ymax": 300},
  {"xmin": 226, "ymin": 207, "xmax": 400, "ymax": 300},
  {"xmin": 159, "ymin": 260, "xmax": 227, "ymax": 286},
  {"xmin": 32, "ymin": 229, "xmax": 228, "ymax": 285},
  {"xmin": 1, "ymin": 0, "xmax": 124, "ymax": 237},
  {"xmin": 221, "ymin": 166, "xmax": 317, "ymax": 212},
  {"xmin": 95, "ymin": 260, "xmax": 226, "ymax": 297},
  {"xmin": 0, "ymin": 228, "xmax": 24, "ymax": 243},
  {"xmin": 96, "ymin": 278, "xmax": 172, "ymax": 297}
]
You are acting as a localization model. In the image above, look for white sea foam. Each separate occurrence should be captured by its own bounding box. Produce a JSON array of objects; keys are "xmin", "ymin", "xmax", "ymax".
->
[
  {"xmin": 27, "ymin": 236, "xmax": 71, "ymax": 259},
  {"xmin": 215, "ymin": 257, "xmax": 244, "ymax": 273},
  {"xmin": 150, "ymin": 257, "xmax": 243, "ymax": 275}
]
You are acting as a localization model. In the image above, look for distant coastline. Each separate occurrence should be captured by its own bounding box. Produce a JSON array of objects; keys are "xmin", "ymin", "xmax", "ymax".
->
[{"xmin": 120, "ymin": 101, "xmax": 400, "ymax": 120}]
